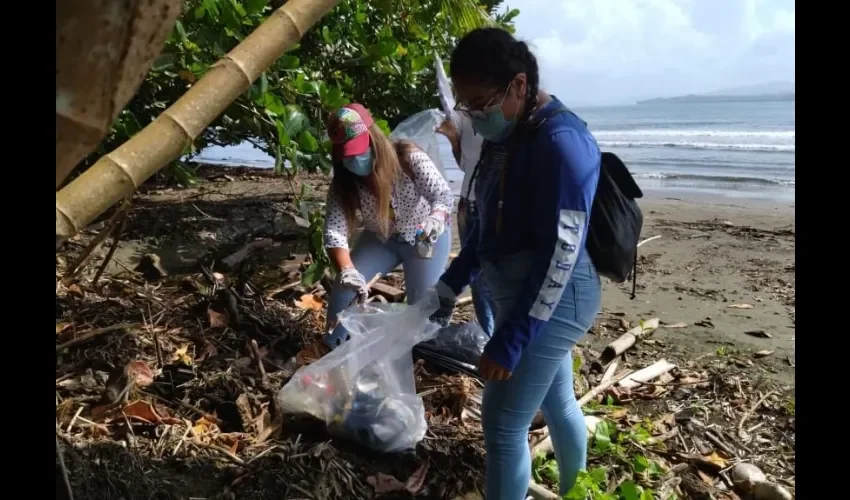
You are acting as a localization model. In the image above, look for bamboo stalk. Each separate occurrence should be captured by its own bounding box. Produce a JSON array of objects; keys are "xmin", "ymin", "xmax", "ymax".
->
[{"xmin": 56, "ymin": 0, "xmax": 342, "ymax": 246}]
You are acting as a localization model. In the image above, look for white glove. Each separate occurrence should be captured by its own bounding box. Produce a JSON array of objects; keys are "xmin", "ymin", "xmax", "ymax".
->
[
  {"xmin": 417, "ymin": 213, "xmax": 446, "ymax": 241},
  {"xmin": 339, "ymin": 267, "xmax": 368, "ymax": 296}
]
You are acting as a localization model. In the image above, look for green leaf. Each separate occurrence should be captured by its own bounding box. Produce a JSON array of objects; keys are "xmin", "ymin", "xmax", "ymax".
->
[
  {"xmin": 174, "ymin": 20, "xmax": 187, "ymax": 41},
  {"xmin": 281, "ymin": 105, "xmax": 309, "ymax": 137},
  {"xmin": 410, "ymin": 55, "xmax": 430, "ymax": 72},
  {"xmin": 258, "ymin": 72, "xmax": 269, "ymax": 96},
  {"xmin": 279, "ymin": 55, "xmax": 300, "ymax": 69},
  {"xmin": 297, "ymin": 131, "xmax": 319, "ymax": 152},
  {"xmin": 201, "ymin": 0, "xmax": 220, "ymax": 18},
  {"xmin": 261, "ymin": 94, "xmax": 286, "ymax": 115},
  {"xmin": 320, "ymin": 85, "xmax": 349, "ymax": 109},
  {"xmin": 301, "ymin": 261, "xmax": 327, "ymax": 286},
  {"xmin": 375, "ymin": 119, "xmax": 391, "ymax": 136},
  {"xmin": 317, "ymin": 154, "xmax": 332, "ymax": 173},
  {"xmin": 593, "ymin": 421, "xmax": 612, "ymax": 452},
  {"xmin": 244, "ymin": 0, "xmax": 267, "ymax": 16},
  {"xmin": 368, "ymin": 40, "xmax": 399, "ymax": 57},
  {"xmin": 589, "ymin": 466, "xmax": 608, "ymax": 484},
  {"xmin": 228, "ymin": 0, "xmax": 247, "ymax": 17},
  {"xmin": 619, "ymin": 481, "xmax": 641, "ymax": 500},
  {"xmin": 322, "ymin": 26, "xmax": 335, "ymax": 45},
  {"xmin": 276, "ymin": 121, "xmax": 291, "ymax": 146},
  {"xmin": 274, "ymin": 145, "xmax": 285, "ymax": 174},
  {"xmin": 632, "ymin": 454, "xmax": 650, "ymax": 473}
]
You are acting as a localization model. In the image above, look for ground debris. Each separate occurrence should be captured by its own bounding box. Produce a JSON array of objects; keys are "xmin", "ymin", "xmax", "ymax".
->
[{"xmin": 56, "ymin": 171, "xmax": 794, "ymax": 500}]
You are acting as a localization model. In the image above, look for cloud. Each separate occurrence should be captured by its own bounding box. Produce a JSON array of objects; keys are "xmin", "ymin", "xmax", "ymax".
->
[{"xmin": 507, "ymin": 0, "xmax": 795, "ymax": 104}]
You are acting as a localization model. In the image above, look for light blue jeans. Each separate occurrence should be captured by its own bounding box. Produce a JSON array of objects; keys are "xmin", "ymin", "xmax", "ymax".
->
[
  {"xmin": 325, "ymin": 229, "xmax": 452, "ymax": 347},
  {"xmin": 480, "ymin": 250, "xmax": 601, "ymax": 499},
  {"xmin": 459, "ymin": 200, "xmax": 494, "ymax": 337}
]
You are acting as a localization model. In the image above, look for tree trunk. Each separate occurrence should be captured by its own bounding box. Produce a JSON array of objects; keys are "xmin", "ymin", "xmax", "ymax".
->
[
  {"xmin": 56, "ymin": 0, "xmax": 184, "ymax": 189},
  {"xmin": 56, "ymin": 0, "xmax": 342, "ymax": 247}
]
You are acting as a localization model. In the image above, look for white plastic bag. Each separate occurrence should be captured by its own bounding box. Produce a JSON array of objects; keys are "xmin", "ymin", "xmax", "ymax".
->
[
  {"xmin": 390, "ymin": 109, "xmax": 448, "ymax": 179},
  {"xmin": 434, "ymin": 54, "xmax": 455, "ymax": 116},
  {"xmin": 277, "ymin": 292, "xmax": 441, "ymax": 453}
]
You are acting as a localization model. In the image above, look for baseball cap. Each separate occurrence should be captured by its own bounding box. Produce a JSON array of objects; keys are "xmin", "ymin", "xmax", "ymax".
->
[{"xmin": 327, "ymin": 103, "xmax": 375, "ymax": 162}]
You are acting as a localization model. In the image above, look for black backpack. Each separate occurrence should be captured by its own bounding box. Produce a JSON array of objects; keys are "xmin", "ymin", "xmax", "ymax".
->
[{"xmin": 586, "ymin": 152, "xmax": 644, "ymax": 298}]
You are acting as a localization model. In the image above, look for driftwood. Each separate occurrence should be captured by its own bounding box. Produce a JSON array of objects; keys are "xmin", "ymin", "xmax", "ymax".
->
[
  {"xmin": 370, "ymin": 281, "xmax": 405, "ymax": 302},
  {"xmin": 637, "ymin": 235, "xmax": 662, "ymax": 248},
  {"xmin": 220, "ymin": 238, "xmax": 274, "ymax": 270},
  {"xmin": 600, "ymin": 318, "xmax": 659, "ymax": 364},
  {"xmin": 527, "ymin": 480, "xmax": 559, "ymax": 500},
  {"xmin": 618, "ymin": 359, "xmax": 677, "ymax": 389}
]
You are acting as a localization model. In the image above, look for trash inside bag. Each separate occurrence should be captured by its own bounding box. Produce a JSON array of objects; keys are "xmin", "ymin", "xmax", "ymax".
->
[
  {"xmin": 418, "ymin": 322, "xmax": 488, "ymax": 366},
  {"xmin": 278, "ymin": 292, "xmax": 440, "ymax": 453},
  {"xmin": 390, "ymin": 109, "xmax": 448, "ymax": 179},
  {"xmin": 414, "ymin": 321, "xmax": 488, "ymax": 377}
]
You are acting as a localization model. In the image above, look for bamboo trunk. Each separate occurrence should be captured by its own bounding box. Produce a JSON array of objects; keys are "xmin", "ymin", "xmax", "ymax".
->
[
  {"xmin": 56, "ymin": 0, "xmax": 184, "ymax": 189},
  {"xmin": 56, "ymin": 0, "xmax": 342, "ymax": 247}
]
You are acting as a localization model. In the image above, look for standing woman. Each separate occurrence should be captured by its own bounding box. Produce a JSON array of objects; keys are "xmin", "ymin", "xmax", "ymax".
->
[
  {"xmin": 323, "ymin": 103, "xmax": 454, "ymax": 348},
  {"xmin": 432, "ymin": 29, "xmax": 602, "ymax": 498}
]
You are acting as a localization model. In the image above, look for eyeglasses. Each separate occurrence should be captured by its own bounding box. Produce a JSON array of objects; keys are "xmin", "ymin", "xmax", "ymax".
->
[{"xmin": 454, "ymin": 84, "xmax": 512, "ymax": 119}]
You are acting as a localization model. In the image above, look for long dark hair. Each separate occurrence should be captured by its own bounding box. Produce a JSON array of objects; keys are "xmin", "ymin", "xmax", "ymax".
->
[{"xmin": 449, "ymin": 28, "xmax": 540, "ymax": 124}]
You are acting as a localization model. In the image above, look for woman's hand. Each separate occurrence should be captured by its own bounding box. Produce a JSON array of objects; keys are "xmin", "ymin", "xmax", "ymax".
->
[
  {"xmin": 338, "ymin": 267, "xmax": 368, "ymax": 297},
  {"xmin": 478, "ymin": 352, "xmax": 512, "ymax": 381}
]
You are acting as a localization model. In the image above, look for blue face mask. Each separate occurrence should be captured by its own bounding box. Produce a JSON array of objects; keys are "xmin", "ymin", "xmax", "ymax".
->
[
  {"xmin": 467, "ymin": 84, "xmax": 517, "ymax": 142},
  {"xmin": 342, "ymin": 149, "xmax": 374, "ymax": 176},
  {"xmin": 471, "ymin": 109, "xmax": 516, "ymax": 143}
]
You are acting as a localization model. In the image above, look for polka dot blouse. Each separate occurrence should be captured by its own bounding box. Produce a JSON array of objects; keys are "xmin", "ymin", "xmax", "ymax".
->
[{"xmin": 324, "ymin": 148, "xmax": 454, "ymax": 249}]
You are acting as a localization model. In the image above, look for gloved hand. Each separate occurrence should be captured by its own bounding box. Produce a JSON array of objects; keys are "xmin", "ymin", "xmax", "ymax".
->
[
  {"xmin": 417, "ymin": 212, "xmax": 446, "ymax": 241},
  {"xmin": 338, "ymin": 267, "xmax": 368, "ymax": 297},
  {"xmin": 430, "ymin": 280, "xmax": 458, "ymax": 326}
]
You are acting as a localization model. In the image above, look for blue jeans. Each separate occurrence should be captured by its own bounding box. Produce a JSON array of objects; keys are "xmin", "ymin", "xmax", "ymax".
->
[
  {"xmin": 325, "ymin": 229, "xmax": 452, "ymax": 347},
  {"xmin": 459, "ymin": 200, "xmax": 494, "ymax": 337},
  {"xmin": 480, "ymin": 250, "xmax": 601, "ymax": 499}
]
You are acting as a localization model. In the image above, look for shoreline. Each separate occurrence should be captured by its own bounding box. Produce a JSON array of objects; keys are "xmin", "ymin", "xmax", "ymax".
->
[{"xmin": 187, "ymin": 161, "xmax": 796, "ymax": 208}]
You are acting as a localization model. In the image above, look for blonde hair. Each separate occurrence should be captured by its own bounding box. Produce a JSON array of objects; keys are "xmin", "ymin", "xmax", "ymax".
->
[{"xmin": 330, "ymin": 123, "xmax": 416, "ymax": 238}]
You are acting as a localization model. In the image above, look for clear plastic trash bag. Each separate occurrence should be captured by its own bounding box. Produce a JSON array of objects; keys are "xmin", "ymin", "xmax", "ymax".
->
[
  {"xmin": 277, "ymin": 292, "xmax": 441, "ymax": 453},
  {"xmin": 390, "ymin": 109, "xmax": 448, "ymax": 179}
]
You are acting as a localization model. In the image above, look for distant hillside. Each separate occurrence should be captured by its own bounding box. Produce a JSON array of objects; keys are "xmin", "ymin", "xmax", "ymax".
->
[
  {"xmin": 638, "ymin": 82, "xmax": 795, "ymax": 105},
  {"xmin": 708, "ymin": 81, "xmax": 795, "ymax": 96}
]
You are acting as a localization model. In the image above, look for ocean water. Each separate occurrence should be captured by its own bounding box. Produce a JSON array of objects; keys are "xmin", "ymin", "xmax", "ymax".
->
[
  {"xmin": 576, "ymin": 99, "xmax": 795, "ymax": 202},
  {"xmin": 193, "ymin": 99, "xmax": 794, "ymax": 202}
]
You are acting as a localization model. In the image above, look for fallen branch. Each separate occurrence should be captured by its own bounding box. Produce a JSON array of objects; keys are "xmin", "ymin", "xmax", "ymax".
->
[
  {"xmin": 92, "ymin": 214, "xmax": 127, "ymax": 285},
  {"xmin": 527, "ymin": 480, "xmax": 559, "ymax": 500},
  {"xmin": 600, "ymin": 360, "xmax": 619, "ymax": 385},
  {"xmin": 618, "ymin": 359, "xmax": 676, "ymax": 389},
  {"xmin": 56, "ymin": 432, "xmax": 74, "ymax": 500},
  {"xmin": 578, "ymin": 368, "xmax": 634, "ymax": 406},
  {"xmin": 62, "ymin": 199, "xmax": 132, "ymax": 282},
  {"xmin": 56, "ymin": 323, "xmax": 139, "ymax": 352},
  {"xmin": 704, "ymin": 429, "xmax": 738, "ymax": 457},
  {"xmin": 600, "ymin": 318, "xmax": 660, "ymax": 364},
  {"xmin": 637, "ymin": 235, "xmax": 662, "ymax": 248},
  {"xmin": 738, "ymin": 390, "xmax": 777, "ymax": 439},
  {"xmin": 220, "ymin": 238, "xmax": 274, "ymax": 270}
]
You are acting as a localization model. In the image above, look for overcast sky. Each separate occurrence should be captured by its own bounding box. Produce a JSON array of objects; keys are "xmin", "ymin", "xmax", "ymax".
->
[{"xmin": 506, "ymin": 0, "xmax": 795, "ymax": 105}]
